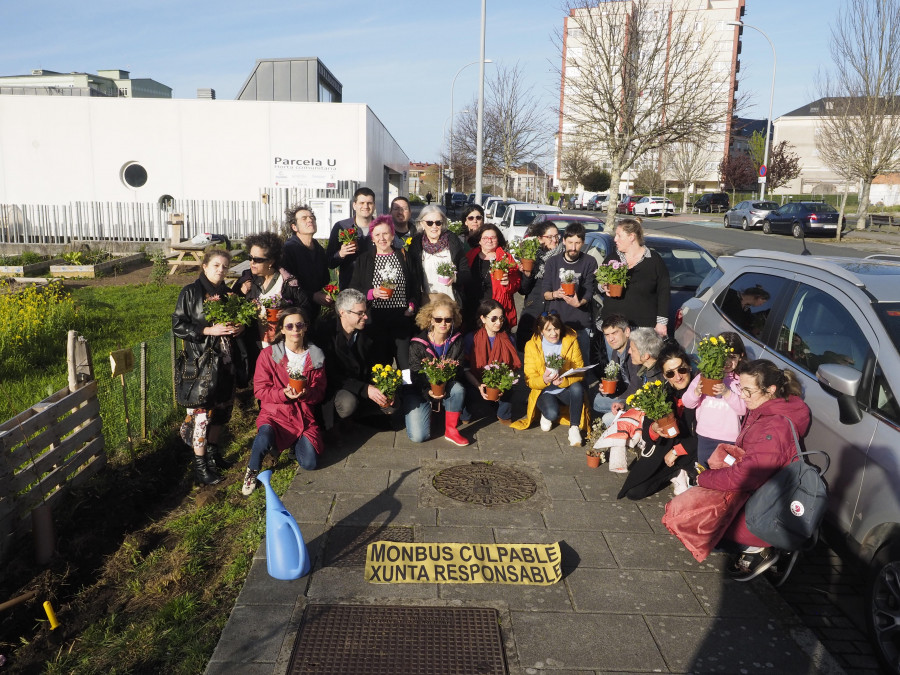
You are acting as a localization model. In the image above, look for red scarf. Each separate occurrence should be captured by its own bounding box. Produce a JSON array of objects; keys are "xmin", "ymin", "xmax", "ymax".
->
[
  {"xmin": 471, "ymin": 327, "xmax": 521, "ymax": 379},
  {"xmin": 466, "ymin": 245, "xmax": 521, "ymax": 327}
]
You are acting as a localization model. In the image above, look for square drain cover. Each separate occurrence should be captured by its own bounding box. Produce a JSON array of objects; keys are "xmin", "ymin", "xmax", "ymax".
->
[{"xmin": 288, "ymin": 605, "xmax": 506, "ymax": 674}]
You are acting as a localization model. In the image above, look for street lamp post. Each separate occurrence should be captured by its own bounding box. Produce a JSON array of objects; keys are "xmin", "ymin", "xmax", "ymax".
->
[
  {"xmin": 727, "ymin": 20, "xmax": 776, "ymax": 201},
  {"xmin": 475, "ymin": 0, "xmax": 487, "ymax": 204},
  {"xmin": 449, "ymin": 58, "xmax": 492, "ymax": 202},
  {"xmin": 442, "ymin": 109, "xmax": 470, "ymax": 201}
]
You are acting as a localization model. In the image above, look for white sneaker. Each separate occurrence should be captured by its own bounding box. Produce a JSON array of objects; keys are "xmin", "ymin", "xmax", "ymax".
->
[
  {"xmin": 568, "ymin": 426, "xmax": 582, "ymax": 446},
  {"xmin": 241, "ymin": 468, "xmax": 259, "ymax": 496},
  {"xmin": 671, "ymin": 469, "xmax": 690, "ymax": 496},
  {"xmin": 540, "ymin": 415, "xmax": 553, "ymax": 432}
]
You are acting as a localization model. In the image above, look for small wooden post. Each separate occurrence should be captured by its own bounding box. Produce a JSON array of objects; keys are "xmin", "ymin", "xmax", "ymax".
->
[
  {"xmin": 140, "ymin": 341, "xmax": 148, "ymax": 439},
  {"xmin": 67, "ymin": 330, "xmax": 94, "ymax": 391},
  {"xmin": 170, "ymin": 212, "xmax": 184, "ymax": 250},
  {"xmin": 119, "ymin": 374, "xmax": 136, "ymax": 462}
]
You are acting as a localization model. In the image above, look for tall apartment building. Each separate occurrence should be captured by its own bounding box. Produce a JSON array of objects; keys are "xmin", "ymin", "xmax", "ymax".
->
[{"xmin": 557, "ymin": 0, "xmax": 745, "ymax": 196}]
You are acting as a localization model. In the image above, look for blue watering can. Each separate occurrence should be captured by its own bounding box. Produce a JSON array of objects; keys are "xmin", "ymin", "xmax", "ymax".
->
[{"xmin": 257, "ymin": 470, "xmax": 310, "ymax": 580}]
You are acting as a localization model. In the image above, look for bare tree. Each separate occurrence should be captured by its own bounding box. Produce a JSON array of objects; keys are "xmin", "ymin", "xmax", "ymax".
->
[
  {"xmin": 719, "ymin": 153, "xmax": 757, "ymax": 201},
  {"xmin": 559, "ymin": 143, "xmax": 594, "ymax": 191},
  {"xmin": 559, "ymin": 0, "xmax": 730, "ymax": 230},
  {"xmin": 666, "ymin": 140, "xmax": 712, "ymax": 211},
  {"xmin": 816, "ymin": 0, "xmax": 900, "ymax": 229},
  {"xmin": 766, "ymin": 141, "xmax": 801, "ymax": 191}
]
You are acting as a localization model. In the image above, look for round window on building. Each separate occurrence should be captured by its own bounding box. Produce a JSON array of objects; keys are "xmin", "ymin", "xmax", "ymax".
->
[
  {"xmin": 158, "ymin": 194, "xmax": 174, "ymax": 210},
  {"xmin": 121, "ymin": 162, "xmax": 148, "ymax": 189}
]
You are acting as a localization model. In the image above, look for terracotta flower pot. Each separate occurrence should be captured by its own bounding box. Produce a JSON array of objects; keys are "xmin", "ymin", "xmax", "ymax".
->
[
  {"xmin": 607, "ymin": 283, "xmax": 623, "ymax": 298},
  {"xmin": 520, "ymin": 258, "xmax": 534, "ymax": 273},
  {"xmin": 491, "ymin": 268, "xmax": 505, "ymax": 281},
  {"xmin": 600, "ymin": 379, "xmax": 617, "ymax": 395},
  {"xmin": 379, "ymin": 397, "xmax": 395, "ymax": 413},
  {"xmin": 288, "ymin": 376, "xmax": 307, "ymax": 394},
  {"xmin": 561, "ymin": 282, "xmax": 576, "ymax": 296},
  {"xmin": 586, "ymin": 454, "xmax": 601, "ymax": 469},
  {"xmin": 700, "ymin": 375, "xmax": 723, "ymax": 396},
  {"xmin": 430, "ymin": 382, "xmax": 446, "ymax": 397},
  {"xmin": 655, "ymin": 413, "xmax": 680, "ymax": 438},
  {"xmin": 380, "ymin": 286, "xmax": 395, "ymax": 298},
  {"xmin": 485, "ymin": 386, "xmax": 501, "ymax": 401},
  {"xmin": 266, "ymin": 307, "xmax": 280, "ymax": 322}
]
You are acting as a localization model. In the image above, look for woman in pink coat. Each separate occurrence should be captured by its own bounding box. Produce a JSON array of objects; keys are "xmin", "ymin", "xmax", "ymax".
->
[{"xmin": 241, "ymin": 307, "xmax": 326, "ymax": 496}]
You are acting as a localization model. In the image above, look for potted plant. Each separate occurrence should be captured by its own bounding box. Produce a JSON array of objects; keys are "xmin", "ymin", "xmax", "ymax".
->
[
  {"xmin": 600, "ymin": 361, "xmax": 620, "ymax": 395},
  {"xmin": 481, "ymin": 361, "xmax": 520, "ymax": 401},
  {"xmin": 447, "ymin": 221, "xmax": 466, "ymax": 237},
  {"xmin": 696, "ymin": 335, "xmax": 732, "ymax": 395},
  {"xmin": 420, "ymin": 357, "xmax": 459, "ymax": 397},
  {"xmin": 203, "ymin": 294, "xmax": 259, "ymax": 327},
  {"xmin": 286, "ymin": 362, "xmax": 307, "ymax": 394},
  {"xmin": 490, "ymin": 257, "xmax": 512, "ymax": 281},
  {"xmin": 585, "ymin": 419, "xmax": 607, "ymax": 467},
  {"xmin": 379, "ymin": 270, "xmax": 398, "ymax": 298},
  {"xmin": 323, "ymin": 284, "xmax": 340, "ymax": 303},
  {"xmin": 560, "ymin": 270, "xmax": 577, "ymax": 296},
  {"xmin": 544, "ymin": 353, "xmax": 566, "ymax": 381},
  {"xmin": 436, "ymin": 261, "xmax": 457, "ymax": 286},
  {"xmin": 371, "ymin": 364, "xmax": 402, "ymax": 409},
  {"xmin": 510, "ymin": 236, "xmax": 541, "ymax": 273},
  {"xmin": 258, "ymin": 294, "xmax": 283, "ymax": 323},
  {"xmin": 586, "ymin": 448, "xmax": 604, "ymax": 468},
  {"xmin": 595, "ymin": 260, "xmax": 629, "ymax": 297},
  {"xmin": 626, "ymin": 380, "xmax": 678, "ymax": 438},
  {"xmin": 337, "ymin": 227, "xmax": 358, "ymax": 245}
]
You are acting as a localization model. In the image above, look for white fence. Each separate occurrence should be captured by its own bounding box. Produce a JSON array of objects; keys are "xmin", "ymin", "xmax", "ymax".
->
[{"xmin": 0, "ymin": 183, "xmax": 358, "ymax": 244}]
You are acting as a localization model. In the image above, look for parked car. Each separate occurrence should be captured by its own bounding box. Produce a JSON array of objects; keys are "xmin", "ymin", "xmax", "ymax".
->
[
  {"xmin": 498, "ymin": 203, "xmax": 562, "ymax": 240},
  {"xmin": 529, "ymin": 213, "xmax": 605, "ymax": 234},
  {"xmin": 616, "ymin": 195, "xmax": 644, "ymax": 215},
  {"xmin": 632, "ymin": 196, "xmax": 675, "ymax": 217},
  {"xmin": 485, "ymin": 199, "xmax": 522, "ymax": 226},
  {"xmin": 583, "ymin": 231, "xmax": 715, "ymax": 332},
  {"xmin": 572, "ymin": 192, "xmax": 597, "ymax": 210},
  {"xmin": 450, "ymin": 192, "xmax": 468, "ymax": 209},
  {"xmin": 587, "ymin": 194, "xmax": 609, "ymax": 211},
  {"xmin": 724, "ymin": 200, "xmax": 779, "ymax": 230},
  {"xmin": 691, "ymin": 192, "xmax": 730, "ymax": 213},
  {"xmin": 760, "ymin": 201, "xmax": 840, "ymax": 238},
  {"xmin": 675, "ymin": 250, "xmax": 900, "ymax": 672},
  {"xmin": 479, "ymin": 194, "xmax": 495, "ymax": 206}
]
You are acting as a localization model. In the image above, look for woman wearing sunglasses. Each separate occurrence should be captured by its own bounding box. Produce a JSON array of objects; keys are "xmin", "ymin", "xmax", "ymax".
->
[
  {"xmin": 617, "ymin": 343, "xmax": 698, "ymax": 501},
  {"xmin": 405, "ymin": 295, "xmax": 468, "ymax": 446},
  {"xmin": 350, "ymin": 214, "xmax": 421, "ymax": 370},
  {"xmin": 464, "ymin": 223, "xmax": 521, "ymax": 331},
  {"xmin": 510, "ymin": 312, "xmax": 589, "ymax": 446},
  {"xmin": 516, "ymin": 221, "xmax": 563, "ymax": 351},
  {"xmin": 407, "ymin": 204, "xmax": 471, "ymax": 310},
  {"xmin": 459, "ymin": 204, "xmax": 486, "ymax": 245},
  {"xmin": 463, "ymin": 299, "xmax": 522, "ymax": 425},
  {"xmin": 240, "ymin": 307, "xmax": 326, "ymax": 496}
]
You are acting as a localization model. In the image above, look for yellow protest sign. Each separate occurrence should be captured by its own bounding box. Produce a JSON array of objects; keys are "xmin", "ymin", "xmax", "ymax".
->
[{"xmin": 365, "ymin": 542, "xmax": 562, "ymax": 585}]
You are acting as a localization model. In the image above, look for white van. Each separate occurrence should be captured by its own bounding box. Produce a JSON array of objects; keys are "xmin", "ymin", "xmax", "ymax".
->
[
  {"xmin": 498, "ymin": 203, "xmax": 563, "ymax": 240},
  {"xmin": 573, "ymin": 192, "xmax": 597, "ymax": 210}
]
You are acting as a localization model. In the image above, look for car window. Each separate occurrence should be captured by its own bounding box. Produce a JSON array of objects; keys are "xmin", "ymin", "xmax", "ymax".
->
[
  {"xmin": 872, "ymin": 361, "xmax": 900, "ymax": 425},
  {"xmin": 807, "ymin": 203, "xmax": 838, "ymax": 214},
  {"xmin": 714, "ymin": 272, "xmax": 789, "ymax": 339},
  {"xmin": 754, "ymin": 202, "xmax": 778, "ymax": 210},
  {"xmin": 735, "ymin": 201, "xmax": 746, "ymax": 209},
  {"xmin": 514, "ymin": 210, "xmax": 539, "ymax": 226},
  {"xmin": 496, "ymin": 204, "xmax": 508, "ymax": 217},
  {"xmin": 775, "ymin": 284, "xmax": 870, "ymax": 377},
  {"xmin": 652, "ymin": 245, "xmax": 716, "ymax": 288}
]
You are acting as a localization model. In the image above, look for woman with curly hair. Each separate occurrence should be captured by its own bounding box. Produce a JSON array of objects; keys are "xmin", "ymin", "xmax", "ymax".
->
[
  {"xmin": 404, "ymin": 294, "xmax": 468, "ymax": 446},
  {"xmin": 281, "ymin": 203, "xmax": 332, "ymax": 324}
]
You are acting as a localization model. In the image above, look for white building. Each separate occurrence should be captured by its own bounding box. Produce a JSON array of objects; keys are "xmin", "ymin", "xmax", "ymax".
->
[{"xmin": 0, "ymin": 68, "xmax": 171, "ymax": 98}]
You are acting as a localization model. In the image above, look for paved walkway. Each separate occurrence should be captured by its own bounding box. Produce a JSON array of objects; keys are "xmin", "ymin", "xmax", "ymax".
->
[{"xmin": 207, "ymin": 414, "xmax": 848, "ymax": 674}]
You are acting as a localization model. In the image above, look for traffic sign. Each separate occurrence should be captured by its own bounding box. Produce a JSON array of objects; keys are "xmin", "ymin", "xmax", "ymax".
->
[{"xmin": 759, "ymin": 164, "xmax": 767, "ymax": 177}]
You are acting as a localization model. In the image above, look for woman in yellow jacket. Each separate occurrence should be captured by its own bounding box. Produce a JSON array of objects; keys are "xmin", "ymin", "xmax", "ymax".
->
[{"xmin": 510, "ymin": 312, "xmax": 590, "ymax": 446}]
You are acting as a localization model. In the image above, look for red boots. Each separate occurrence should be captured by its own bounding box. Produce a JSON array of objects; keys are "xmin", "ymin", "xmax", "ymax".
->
[{"xmin": 444, "ymin": 411, "xmax": 469, "ymax": 446}]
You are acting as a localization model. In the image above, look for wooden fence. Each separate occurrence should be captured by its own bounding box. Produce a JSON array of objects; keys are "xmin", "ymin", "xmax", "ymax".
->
[
  {"xmin": 0, "ymin": 183, "xmax": 358, "ymax": 244},
  {"xmin": 0, "ymin": 332, "xmax": 102, "ymax": 562}
]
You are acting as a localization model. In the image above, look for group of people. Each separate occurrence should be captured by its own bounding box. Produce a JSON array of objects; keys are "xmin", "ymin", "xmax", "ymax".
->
[{"xmin": 172, "ymin": 185, "xmax": 810, "ymax": 581}]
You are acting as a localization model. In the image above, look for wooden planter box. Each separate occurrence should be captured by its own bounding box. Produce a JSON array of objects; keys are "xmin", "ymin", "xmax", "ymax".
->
[
  {"xmin": 0, "ymin": 258, "xmax": 65, "ymax": 276},
  {"xmin": 49, "ymin": 253, "xmax": 145, "ymax": 279}
]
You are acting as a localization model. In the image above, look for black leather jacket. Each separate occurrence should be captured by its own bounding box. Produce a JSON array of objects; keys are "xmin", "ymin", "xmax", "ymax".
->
[{"xmin": 172, "ymin": 277, "xmax": 220, "ymax": 360}]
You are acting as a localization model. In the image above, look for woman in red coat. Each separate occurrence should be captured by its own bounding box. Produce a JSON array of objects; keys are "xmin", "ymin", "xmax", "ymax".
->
[
  {"xmin": 464, "ymin": 224, "xmax": 521, "ymax": 330},
  {"xmin": 241, "ymin": 307, "xmax": 326, "ymax": 496}
]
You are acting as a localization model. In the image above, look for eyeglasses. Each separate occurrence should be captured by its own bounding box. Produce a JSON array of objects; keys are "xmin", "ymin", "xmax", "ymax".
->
[
  {"xmin": 663, "ymin": 365, "xmax": 690, "ymax": 379},
  {"xmin": 541, "ymin": 234, "xmax": 560, "ymax": 241},
  {"xmin": 480, "ymin": 236, "xmax": 498, "ymax": 242},
  {"xmin": 740, "ymin": 386, "xmax": 761, "ymax": 397},
  {"xmin": 249, "ymin": 256, "xmax": 270, "ymax": 264},
  {"xmin": 466, "ymin": 215, "xmax": 484, "ymax": 221},
  {"xmin": 540, "ymin": 310, "xmax": 560, "ymax": 317},
  {"xmin": 433, "ymin": 317, "xmax": 453, "ymax": 324},
  {"xmin": 283, "ymin": 322, "xmax": 306, "ymax": 331},
  {"xmin": 422, "ymin": 220, "xmax": 444, "ymax": 227},
  {"xmin": 344, "ymin": 309, "xmax": 367, "ymax": 318},
  {"xmin": 485, "ymin": 315, "xmax": 503, "ymax": 323}
]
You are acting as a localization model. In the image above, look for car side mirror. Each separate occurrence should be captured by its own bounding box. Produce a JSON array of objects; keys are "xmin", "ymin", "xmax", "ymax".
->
[{"xmin": 817, "ymin": 363, "xmax": 864, "ymax": 425}]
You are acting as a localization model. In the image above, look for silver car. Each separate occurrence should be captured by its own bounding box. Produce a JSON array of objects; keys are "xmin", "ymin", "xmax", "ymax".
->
[
  {"xmin": 723, "ymin": 200, "xmax": 779, "ymax": 230},
  {"xmin": 675, "ymin": 249, "xmax": 900, "ymax": 671}
]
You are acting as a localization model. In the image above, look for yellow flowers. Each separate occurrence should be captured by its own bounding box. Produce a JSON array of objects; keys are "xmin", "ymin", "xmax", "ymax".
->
[
  {"xmin": 371, "ymin": 363, "xmax": 402, "ymax": 400},
  {"xmin": 0, "ymin": 279, "xmax": 77, "ymax": 363},
  {"xmin": 697, "ymin": 335, "xmax": 733, "ymax": 379},
  {"xmin": 709, "ymin": 336, "xmax": 718, "ymax": 345},
  {"xmin": 626, "ymin": 378, "xmax": 673, "ymax": 421}
]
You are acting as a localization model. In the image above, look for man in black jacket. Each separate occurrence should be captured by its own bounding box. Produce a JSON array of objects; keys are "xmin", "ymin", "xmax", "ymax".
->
[
  {"xmin": 315, "ymin": 288, "xmax": 389, "ymax": 429},
  {"xmin": 325, "ymin": 186, "xmax": 376, "ymax": 290}
]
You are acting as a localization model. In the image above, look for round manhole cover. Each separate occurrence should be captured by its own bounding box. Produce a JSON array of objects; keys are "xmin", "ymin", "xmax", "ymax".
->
[{"xmin": 432, "ymin": 463, "xmax": 537, "ymax": 505}]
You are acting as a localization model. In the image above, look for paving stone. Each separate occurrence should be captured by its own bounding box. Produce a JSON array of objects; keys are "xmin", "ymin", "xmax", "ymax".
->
[
  {"xmin": 235, "ymin": 558, "xmax": 309, "ymax": 606},
  {"xmin": 439, "ymin": 578, "xmax": 574, "ymax": 611},
  {"xmin": 437, "ymin": 503, "xmax": 546, "ymax": 529},
  {"xmin": 494, "ymin": 528, "xmax": 616, "ymax": 570},
  {"xmin": 682, "ymin": 571, "xmax": 773, "ymax": 618},
  {"xmin": 541, "ymin": 474, "xmax": 586, "ymax": 501},
  {"xmin": 511, "ymin": 611, "xmax": 667, "ymax": 672},
  {"xmin": 305, "ymin": 566, "xmax": 438, "ymax": 601},
  {"xmin": 604, "ymin": 531, "xmax": 721, "ymax": 572},
  {"xmin": 542, "ymin": 499, "xmax": 652, "ymax": 533},
  {"xmin": 287, "ymin": 467, "xmax": 391, "ymax": 494},
  {"xmin": 330, "ymin": 492, "xmax": 437, "ymax": 526},
  {"xmin": 566, "ymin": 566, "xmax": 705, "ymax": 615},
  {"xmin": 208, "ymin": 603, "xmax": 294, "ymax": 665},
  {"xmin": 344, "ymin": 447, "xmax": 436, "ymax": 468},
  {"xmin": 280, "ymin": 491, "xmax": 333, "ymax": 524}
]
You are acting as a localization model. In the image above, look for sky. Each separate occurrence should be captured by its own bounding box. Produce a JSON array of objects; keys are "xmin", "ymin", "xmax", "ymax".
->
[{"xmin": 0, "ymin": 0, "xmax": 844, "ymax": 167}]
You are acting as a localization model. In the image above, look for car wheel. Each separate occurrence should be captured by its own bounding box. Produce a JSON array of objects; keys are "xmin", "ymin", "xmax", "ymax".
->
[
  {"xmin": 723, "ymin": 217, "xmax": 729, "ymax": 227},
  {"xmin": 792, "ymin": 223, "xmax": 804, "ymax": 239},
  {"xmin": 741, "ymin": 218, "xmax": 750, "ymax": 231},
  {"xmin": 762, "ymin": 220, "xmax": 771, "ymax": 234},
  {"xmin": 867, "ymin": 540, "xmax": 900, "ymax": 672}
]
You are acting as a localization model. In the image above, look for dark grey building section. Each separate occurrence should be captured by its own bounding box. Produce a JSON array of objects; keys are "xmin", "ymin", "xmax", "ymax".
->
[{"xmin": 236, "ymin": 58, "xmax": 342, "ymax": 103}]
